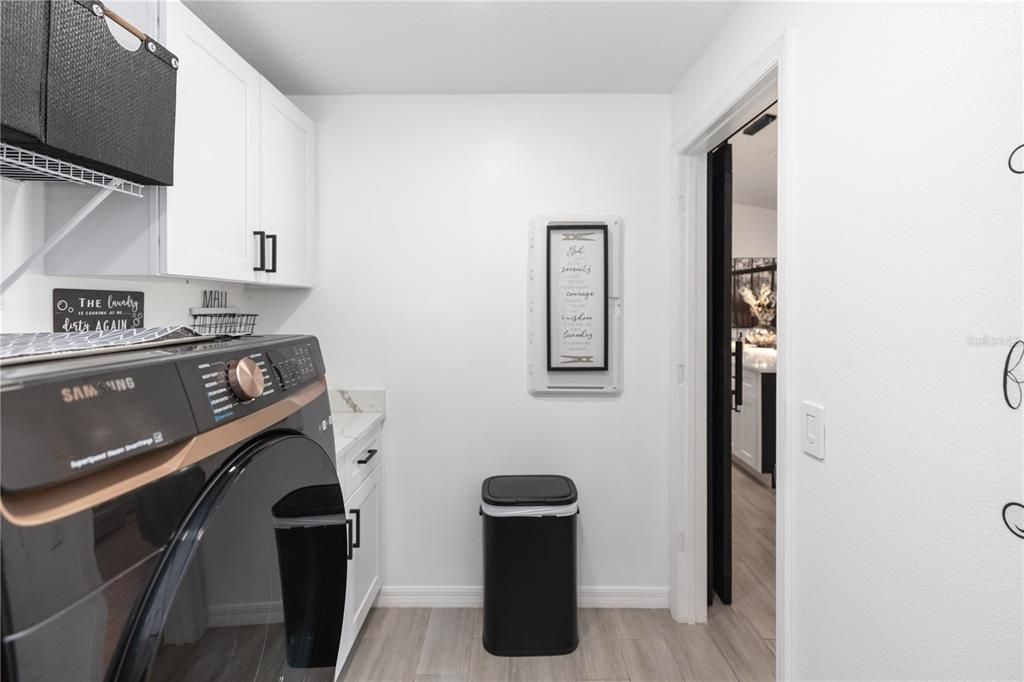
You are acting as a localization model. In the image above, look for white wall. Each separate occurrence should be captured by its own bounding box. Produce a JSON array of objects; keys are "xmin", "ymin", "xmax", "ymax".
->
[
  {"xmin": 251, "ymin": 95, "xmax": 673, "ymax": 598},
  {"xmin": 673, "ymin": 3, "xmax": 1023, "ymax": 679},
  {"xmin": 1, "ymin": 180, "xmax": 248, "ymax": 332},
  {"xmin": 733, "ymin": 203, "xmax": 776, "ymax": 258}
]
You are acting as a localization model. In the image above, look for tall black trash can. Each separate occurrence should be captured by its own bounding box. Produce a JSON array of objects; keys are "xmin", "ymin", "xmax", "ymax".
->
[
  {"xmin": 481, "ymin": 475, "xmax": 579, "ymax": 656},
  {"xmin": 272, "ymin": 484, "xmax": 348, "ymax": 668}
]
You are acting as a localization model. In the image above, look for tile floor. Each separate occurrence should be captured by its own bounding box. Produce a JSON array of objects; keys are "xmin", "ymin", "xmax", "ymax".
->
[
  {"xmin": 151, "ymin": 464, "xmax": 775, "ymax": 681},
  {"xmin": 338, "ymin": 464, "xmax": 776, "ymax": 682}
]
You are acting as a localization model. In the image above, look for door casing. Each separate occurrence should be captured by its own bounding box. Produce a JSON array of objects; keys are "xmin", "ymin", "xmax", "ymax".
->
[{"xmin": 666, "ymin": 29, "xmax": 795, "ymax": 682}]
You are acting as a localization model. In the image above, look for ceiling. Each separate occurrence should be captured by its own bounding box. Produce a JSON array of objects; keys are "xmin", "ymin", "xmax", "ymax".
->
[
  {"xmin": 182, "ymin": 1, "xmax": 737, "ymax": 95},
  {"xmin": 730, "ymin": 103, "xmax": 778, "ymax": 210}
]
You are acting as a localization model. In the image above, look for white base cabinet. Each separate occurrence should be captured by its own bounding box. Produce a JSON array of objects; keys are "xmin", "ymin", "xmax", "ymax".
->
[
  {"xmin": 732, "ymin": 368, "xmax": 760, "ymax": 471},
  {"xmin": 43, "ymin": 0, "xmax": 315, "ymax": 288},
  {"xmin": 335, "ymin": 427, "xmax": 383, "ymax": 677},
  {"xmin": 731, "ymin": 366, "xmax": 776, "ymax": 483}
]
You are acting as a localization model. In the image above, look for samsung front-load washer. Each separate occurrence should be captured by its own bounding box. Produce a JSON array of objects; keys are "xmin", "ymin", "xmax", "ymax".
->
[{"xmin": 0, "ymin": 335, "xmax": 349, "ymax": 682}]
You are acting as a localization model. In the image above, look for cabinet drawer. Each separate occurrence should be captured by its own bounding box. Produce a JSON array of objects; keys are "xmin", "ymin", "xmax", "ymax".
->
[{"xmin": 345, "ymin": 429, "xmax": 381, "ymax": 494}]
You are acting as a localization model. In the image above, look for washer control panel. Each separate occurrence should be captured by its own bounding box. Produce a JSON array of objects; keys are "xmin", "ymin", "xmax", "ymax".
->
[
  {"xmin": 268, "ymin": 342, "xmax": 318, "ymax": 391},
  {"xmin": 193, "ymin": 351, "xmax": 276, "ymax": 425},
  {"xmin": 179, "ymin": 338, "xmax": 324, "ymax": 431}
]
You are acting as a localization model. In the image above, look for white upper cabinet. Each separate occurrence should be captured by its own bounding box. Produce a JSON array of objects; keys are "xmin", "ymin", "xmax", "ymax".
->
[
  {"xmin": 42, "ymin": 0, "xmax": 316, "ymax": 288},
  {"xmin": 161, "ymin": 0, "xmax": 260, "ymax": 282},
  {"xmin": 257, "ymin": 81, "xmax": 315, "ymax": 287}
]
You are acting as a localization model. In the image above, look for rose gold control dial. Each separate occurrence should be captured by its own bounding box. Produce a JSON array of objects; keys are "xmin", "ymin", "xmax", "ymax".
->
[{"xmin": 227, "ymin": 357, "xmax": 265, "ymax": 401}]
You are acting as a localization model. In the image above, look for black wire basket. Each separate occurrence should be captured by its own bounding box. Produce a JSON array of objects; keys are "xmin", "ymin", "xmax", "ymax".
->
[{"xmin": 190, "ymin": 311, "xmax": 258, "ymax": 336}]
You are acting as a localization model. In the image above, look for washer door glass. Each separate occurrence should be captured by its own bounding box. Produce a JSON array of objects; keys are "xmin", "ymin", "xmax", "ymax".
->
[{"xmin": 118, "ymin": 434, "xmax": 346, "ymax": 682}]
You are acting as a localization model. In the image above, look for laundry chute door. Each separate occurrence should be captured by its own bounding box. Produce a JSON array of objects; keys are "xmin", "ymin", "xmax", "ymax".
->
[{"xmin": 707, "ymin": 141, "xmax": 733, "ymax": 605}]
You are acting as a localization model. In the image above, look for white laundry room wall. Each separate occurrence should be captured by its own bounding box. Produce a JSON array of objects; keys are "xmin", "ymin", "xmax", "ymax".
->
[
  {"xmin": 251, "ymin": 94, "xmax": 674, "ymax": 605},
  {"xmin": 672, "ymin": 3, "xmax": 1023, "ymax": 679}
]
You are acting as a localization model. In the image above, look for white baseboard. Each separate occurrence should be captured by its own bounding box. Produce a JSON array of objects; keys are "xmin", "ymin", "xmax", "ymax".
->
[
  {"xmin": 374, "ymin": 585, "xmax": 669, "ymax": 609},
  {"xmin": 208, "ymin": 601, "xmax": 284, "ymax": 627}
]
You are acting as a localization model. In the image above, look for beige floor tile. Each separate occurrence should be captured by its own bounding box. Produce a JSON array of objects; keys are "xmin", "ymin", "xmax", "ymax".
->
[
  {"xmin": 365, "ymin": 608, "xmax": 432, "ymax": 641},
  {"xmin": 350, "ymin": 602, "xmax": 777, "ymax": 682},
  {"xmin": 749, "ymin": 527, "xmax": 776, "ymax": 557},
  {"xmin": 662, "ymin": 623, "xmax": 737, "ymax": 682},
  {"xmin": 765, "ymin": 639, "xmax": 776, "ymax": 654},
  {"xmin": 341, "ymin": 608, "xmax": 431, "ymax": 681},
  {"xmin": 731, "ymin": 520, "xmax": 759, "ymax": 544},
  {"xmin": 731, "ymin": 560, "xmax": 775, "ymax": 640},
  {"xmin": 611, "ymin": 609, "xmax": 674, "ymax": 640},
  {"xmin": 572, "ymin": 610, "xmax": 629, "ymax": 681},
  {"xmin": 508, "ymin": 654, "xmax": 576, "ymax": 681},
  {"xmin": 618, "ymin": 639, "xmax": 683, "ymax": 681},
  {"xmin": 468, "ymin": 639, "xmax": 510, "ymax": 681},
  {"xmin": 341, "ymin": 633, "xmax": 427, "ymax": 681},
  {"xmin": 707, "ymin": 607, "xmax": 775, "ymax": 681},
  {"xmin": 731, "ymin": 493, "xmax": 773, "ymax": 531},
  {"xmin": 733, "ymin": 542, "xmax": 775, "ymax": 596},
  {"xmin": 415, "ymin": 609, "xmax": 476, "ymax": 676}
]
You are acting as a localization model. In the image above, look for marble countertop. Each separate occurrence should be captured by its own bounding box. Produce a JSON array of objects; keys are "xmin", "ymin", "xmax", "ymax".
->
[
  {"xmin": 742, "ymin": 347, "xmax": 777, "ymax": 373},
  {"xmin": 328, "ymin": 389, "xmax": 386, "ymax": 459}
]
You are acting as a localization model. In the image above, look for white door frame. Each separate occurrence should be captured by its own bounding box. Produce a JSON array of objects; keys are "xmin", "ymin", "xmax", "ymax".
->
[{"xmin": 666, "ymin": 29, "xmax": 796, "ymax": 681}]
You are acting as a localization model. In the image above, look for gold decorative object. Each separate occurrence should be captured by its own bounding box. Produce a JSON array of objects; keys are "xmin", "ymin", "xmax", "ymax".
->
[{"xmin": 739, "ymin": 284, "xmax": 777, "ymax": 348}]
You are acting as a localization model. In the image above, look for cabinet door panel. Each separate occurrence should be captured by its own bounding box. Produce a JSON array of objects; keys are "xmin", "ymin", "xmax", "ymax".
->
[
  {"xmin": 737, "ymin": 370, "xmax": 760, "ymax": 469},
  {"xmin": 161, "ymin": 1, "xmax": 259, "ymax": 281},
  {"xmin": 259, "ymin": 81, "xmax": 315, "ymax": 287},
  {"xmin": 335, "ymin": 467, "xmax": 381, "ymax": 678},
  {"xmin": 349, "ymin": 470, "xmax": 380, "ymax": 630}
]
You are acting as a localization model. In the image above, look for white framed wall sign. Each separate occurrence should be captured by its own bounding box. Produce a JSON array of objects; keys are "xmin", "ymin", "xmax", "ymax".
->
[{"xmin": 529, "ymin": 216, "xmax": 623, "ymax": 396}]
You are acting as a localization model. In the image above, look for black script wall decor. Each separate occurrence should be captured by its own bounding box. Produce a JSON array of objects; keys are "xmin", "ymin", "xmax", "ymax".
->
[
  {"xmin": 1004, "ymin": 340, "xmax": 1023, "ymax": 410},
  {"xmin": 1003, "ymin": 502, "xmax": 1024, "ymax": 540},
  {"xmin": 547, "ymin": 224, "xmax": 609, "ymax": 371},
  {"xmin": 53, "ymin": 289, "xmax": 144, "ymax": 332},
  {"xmin": 1001, "ymin": 341, "xmax": 1023, "ymax": 540},
  {"xmin": 1009, "ymin": 144, "xmax": 1024, "ymax": 174}
]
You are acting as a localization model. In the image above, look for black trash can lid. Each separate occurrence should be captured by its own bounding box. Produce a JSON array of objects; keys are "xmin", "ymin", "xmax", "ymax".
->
[
  {"xmin": 272, "ymin": 484, "xmax": 345, "ymax": 518},
  {"xmin": 481, "ymin": 475, "xmax": 577, "ymax": 506}
]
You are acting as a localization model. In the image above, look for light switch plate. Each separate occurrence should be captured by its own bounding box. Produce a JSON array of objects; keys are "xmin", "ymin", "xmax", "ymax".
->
[{"xmin": 801, "ymin": 402, "xmax": 825, "ymax": 460}]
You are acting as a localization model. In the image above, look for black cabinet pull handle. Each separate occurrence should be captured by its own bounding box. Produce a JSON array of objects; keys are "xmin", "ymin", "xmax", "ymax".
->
[
  {"xmin": 266, "ymin": 234, "xmax": 278, "ymax": 273},
  {"xmin": 357, "ymin": 449, "xmax": 378, "ymax": 465},
  {"xmin": 253, "ymin": 230, "xmax": 266, "ymax": 272},
  {"xmin": 732, "ymin": 339, "xmax": 743, "ymax": 412},
  {"xmin": 345, "ymin": 518, "xmax": 354, "ymax": 560},
  {"xmin": 351, "ymin": 508, "xmax": 361, "ymax": 548}
]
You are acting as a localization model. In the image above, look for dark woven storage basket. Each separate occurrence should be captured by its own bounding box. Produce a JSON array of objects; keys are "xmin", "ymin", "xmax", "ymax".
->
[
  {"xmin": 0, "ymin": 0, "xmax": 178, "ymax": 186},
  {"xmin": 1, "ymin": 1, "xmax": 50, "ymax": 142}
]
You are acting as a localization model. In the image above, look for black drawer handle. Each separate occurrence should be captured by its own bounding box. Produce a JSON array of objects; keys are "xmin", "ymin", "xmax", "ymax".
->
[
  {"xmin": 266, "ymin": 233, "xmax": 278, "ymax": 273},
  {"xmin": 253, "ymin": 230, "xmax": 266, "ymax": 271},
  {"xmin": 357, "ymin": 448, "xmax": 378, "ymax": 465},
  {"xmin": 351, "ymin": 508, "xmax": 361, "ymax": 548},
  {"xmin": 345, "ymin": 518, "xmax": 354, "ymax": 560}
]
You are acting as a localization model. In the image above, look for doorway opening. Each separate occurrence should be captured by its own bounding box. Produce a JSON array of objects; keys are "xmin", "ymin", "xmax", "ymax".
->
[
  {"xmin": 707, "ymin": 102, "xmax": 779, "ymax": 615},
  {"xmin": 667, "ymin": 36, "xmax": 791, "ymax": 678}
]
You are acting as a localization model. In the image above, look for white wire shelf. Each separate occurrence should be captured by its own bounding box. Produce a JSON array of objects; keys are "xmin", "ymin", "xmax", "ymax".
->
[{"xmin": 0, "ymin": 142, "xmax": 144, "ymax": 197}]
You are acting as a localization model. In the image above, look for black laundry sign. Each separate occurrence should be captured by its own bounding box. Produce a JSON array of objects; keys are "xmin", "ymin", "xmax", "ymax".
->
[{"xmin": 53, "ymin": 289, "xmax": 145, "ymax": 333}]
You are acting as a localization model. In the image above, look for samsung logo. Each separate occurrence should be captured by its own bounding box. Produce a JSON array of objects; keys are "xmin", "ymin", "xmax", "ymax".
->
[{"xmin": 61, "ymin": 377, "xmax": 136, "ymax": 403}]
